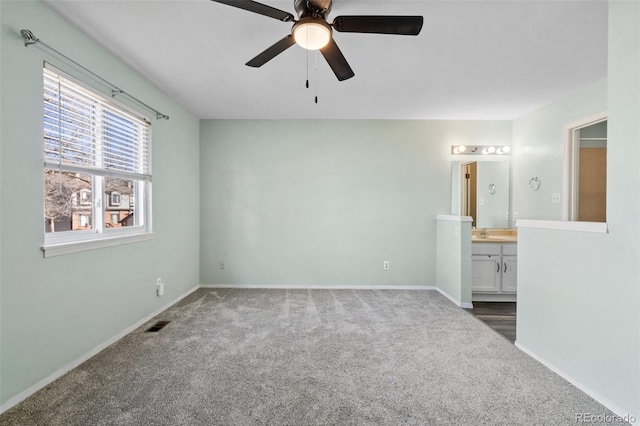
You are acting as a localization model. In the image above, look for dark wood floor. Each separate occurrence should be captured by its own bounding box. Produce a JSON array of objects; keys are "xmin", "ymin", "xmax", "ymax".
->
[{"xmin": 465, "ymin": 302, "xmax": 517, "ymax": 343}]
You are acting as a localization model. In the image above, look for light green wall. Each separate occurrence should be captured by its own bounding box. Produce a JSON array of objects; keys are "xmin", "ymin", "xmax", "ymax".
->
[
  {"xmin": 0, "ymin": 0, "xmax": 200, "ymax": 407},
  {"xmin": 512, "ymin": 79, "xmax": 607, "ymax": 220},
  {"xmin": 514, "ymin": 0, "xmax": 639, "ymax": 418},
  {"xmin": 436, "ymin": 217, "xmax": 472, "ymax": 306},
  {"xmin": 200, "ymin": 120, "xmax": 511, "ymax": 287},
  {"xmin": 579, "ymin": 120, "xmax": 607, "ymax": 139}
]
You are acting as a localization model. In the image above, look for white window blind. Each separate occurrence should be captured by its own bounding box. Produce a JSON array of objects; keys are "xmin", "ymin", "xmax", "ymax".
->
[{"xmin": 43, "ymin": 67, "xmax": 151, "ymax": 180}]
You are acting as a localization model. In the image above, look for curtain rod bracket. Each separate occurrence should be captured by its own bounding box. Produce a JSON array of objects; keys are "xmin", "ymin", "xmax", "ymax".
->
[
  {"xmin": 20, "ymin": 28, "xmax": 169, "ymax": 121},
  {"xmin": 20, "ymin": 29, "xmax": 39, "ymax": 46}
]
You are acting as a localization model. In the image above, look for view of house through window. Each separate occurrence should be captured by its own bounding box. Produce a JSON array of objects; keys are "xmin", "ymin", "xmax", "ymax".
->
[
  {"xmin": 43, "ymin": 173, "xmax": 139, "ymax": 232},
  {"xmin": 42, "ymin": 65, "xmax": 151, "ymax": 248},
  {"xmin": 44, "ymin": 171, "xmax": 92, "ymax": 232}
]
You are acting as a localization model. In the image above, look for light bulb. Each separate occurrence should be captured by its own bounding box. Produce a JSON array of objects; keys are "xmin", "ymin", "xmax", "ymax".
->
[{"xmin": 293, "ymin": 21, "xmax": 331, "ymax": 50}]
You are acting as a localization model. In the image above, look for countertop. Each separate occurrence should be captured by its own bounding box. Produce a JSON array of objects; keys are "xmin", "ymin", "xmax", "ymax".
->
[{"xmin": 471, "ymin": 229, "xmax": 517, "ymax": 243}]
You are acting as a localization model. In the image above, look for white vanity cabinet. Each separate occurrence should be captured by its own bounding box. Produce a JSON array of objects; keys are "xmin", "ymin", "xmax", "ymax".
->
[{"xmin": 472, "ymin": 242, "xmax": 517, "ymax": 301}]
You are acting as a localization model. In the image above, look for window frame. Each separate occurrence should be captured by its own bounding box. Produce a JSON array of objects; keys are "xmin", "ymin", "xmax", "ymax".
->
[{"xmin": 42, "ymin": 64, "xmax": 153, "ymax": 257}]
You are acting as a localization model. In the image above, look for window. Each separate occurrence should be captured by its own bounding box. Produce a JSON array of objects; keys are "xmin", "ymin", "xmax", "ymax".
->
[
  {"xmin": 110, "ymin": 191, "xmax": 121, "ymax": 206},
  {"xmin": 43, "ymin": 65, "xmax": 152, "ymax": 255},
  {"xmin": 79, "ymin": 188, "xmax": 91, "ymax": 206}
]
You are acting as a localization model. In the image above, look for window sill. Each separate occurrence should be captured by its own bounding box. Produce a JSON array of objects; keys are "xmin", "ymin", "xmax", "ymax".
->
[
  {"xmin": 42, "ymin": 232, "xmax": 154, "ymax": 258},
  {"xmin": 516, "ymin": 219, "xmax": 608, "ymax": 234}
]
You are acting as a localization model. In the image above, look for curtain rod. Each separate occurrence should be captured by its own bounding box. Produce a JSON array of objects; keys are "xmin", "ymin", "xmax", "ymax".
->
[{"xmin": 20, "ymin": 29, "xmax": 169, "ymax": 121}]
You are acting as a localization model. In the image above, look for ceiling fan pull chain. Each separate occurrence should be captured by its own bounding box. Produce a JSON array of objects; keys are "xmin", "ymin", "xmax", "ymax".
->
[
  {"xmin": 306, "ymin": 46, "xmax": 309, "ymax": 88},
  {"xmin": 315, "ymin": 50, "xmax": 319, "ymax": 104}
]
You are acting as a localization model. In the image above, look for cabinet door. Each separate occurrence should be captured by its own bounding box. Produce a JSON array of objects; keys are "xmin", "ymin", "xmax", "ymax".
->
[
  {"xmin": 472, "ymin": 255, "xmax": 501, "ymax": 292},
  {"xmin": 501, "ymin": 255, "xmax": 517, "ymax": 293}
]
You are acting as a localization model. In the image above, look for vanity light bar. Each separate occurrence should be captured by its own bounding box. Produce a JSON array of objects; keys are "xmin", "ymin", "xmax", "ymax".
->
[{"xmin": 451, "ymin": 145, "xmax": 511, "ymax": 155}]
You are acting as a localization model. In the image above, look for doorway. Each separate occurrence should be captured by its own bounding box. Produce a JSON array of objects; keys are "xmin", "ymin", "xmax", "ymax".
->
[
  {"xmin": 461, "ymin": 162, "xmax": 478, "ymax": 226},
  {"xmin": 564, "ymin": 114, "xmax": 607, "ymax": 222},
  {"xmin": 465, "ymin": 302, "xmax": 516, "ymax": 343}
]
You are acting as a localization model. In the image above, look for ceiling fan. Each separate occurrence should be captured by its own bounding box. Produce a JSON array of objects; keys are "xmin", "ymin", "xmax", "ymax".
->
[{"xmin": 211, "ymin": 0, "xmax": 424, "ymax": 81}]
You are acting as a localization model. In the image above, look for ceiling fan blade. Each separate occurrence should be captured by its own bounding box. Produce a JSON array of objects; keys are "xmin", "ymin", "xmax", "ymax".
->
[
  {"xmin": 210, "ymin": 0, "xmax": 294, "ymax": 22},
  {"xmin": 319, "ymin": 39, "xmax": 355, "ymax": 81},
  {"xmin": 246, "ymin": 35, "xmax": 296, "ymax": 67},
  {"xmin": 332, "ymin": 16, "xmax": 424, "ymax": 35}
]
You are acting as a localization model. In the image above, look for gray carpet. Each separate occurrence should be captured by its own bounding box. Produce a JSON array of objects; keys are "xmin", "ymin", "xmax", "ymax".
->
[{"xmin": 0, "ymin": 289, "xmax": 622, "ymax": 425}]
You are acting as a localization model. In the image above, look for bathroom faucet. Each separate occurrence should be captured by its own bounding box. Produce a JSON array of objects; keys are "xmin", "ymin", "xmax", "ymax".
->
[{"xmin": 480, "ymin": 228, "xmax": 488, "ymax": 238}]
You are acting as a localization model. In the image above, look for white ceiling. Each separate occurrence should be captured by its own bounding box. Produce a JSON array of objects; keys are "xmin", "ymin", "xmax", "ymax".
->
[{"xmin": 44, "ymin": 0, "xmax": 608, "ymax": 120}]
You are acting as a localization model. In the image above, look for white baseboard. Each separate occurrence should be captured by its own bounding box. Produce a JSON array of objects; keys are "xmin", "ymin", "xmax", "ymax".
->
[
  {"xmin": 200, "ymin": 283, "xmax": 436, "ymax": 291},
  {"xmin": 436, "ymin": 287, "xmax": 462, "ymax": 306},
  {"xmin": 515, "ymin": 342, "xmax": 637, "ymax": 424},
  {"xmin": 435, "ymin": 287, "xmax": 472, "ymax": 309},
  {"xmin": 0, "ymin": 285, "xmax": 200, "ymax": 415}
]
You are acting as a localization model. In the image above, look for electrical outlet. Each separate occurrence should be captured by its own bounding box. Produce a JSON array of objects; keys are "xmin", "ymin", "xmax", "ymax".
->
[
  {"xmin": 513, "ymin": 212, "xmax": 519, "ymax": 220},
  {"xmin": 383, "ymin": 261, "xmax": 390, "ymax": 270},
  {"xmin": 220, "ymin": 260, "xmax": 225, "ymax": 270},
  {"xmin": 156, "ymin": 278, "xmax": 164, "ymax": 296},
  {"xmin": 552, "ymin": 193, "xmax": 561, "ymax": 204}
]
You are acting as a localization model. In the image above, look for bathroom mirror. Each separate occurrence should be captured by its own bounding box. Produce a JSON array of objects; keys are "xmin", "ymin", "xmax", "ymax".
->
[{"xmin": 451, "ymin": 159, "xmax": 511, "ymax": 228}]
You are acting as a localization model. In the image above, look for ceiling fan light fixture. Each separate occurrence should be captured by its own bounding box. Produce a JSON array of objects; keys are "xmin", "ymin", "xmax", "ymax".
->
[{"xmin": 293, "ymin": 20, "xmax": 332, "ymax": 50}]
